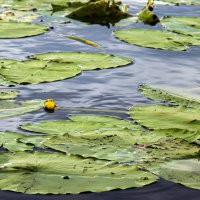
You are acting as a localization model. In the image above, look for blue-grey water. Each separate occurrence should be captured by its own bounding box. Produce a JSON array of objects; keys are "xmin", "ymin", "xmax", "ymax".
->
[{"xmin": 0, "ymin": 1, "xmax": 200, "ymax": 199}]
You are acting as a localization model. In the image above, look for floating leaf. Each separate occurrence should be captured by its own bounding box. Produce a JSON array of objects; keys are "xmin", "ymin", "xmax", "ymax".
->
[
  {"xmin": 161, "ymin": 16, "xmax": 200, "ymax": 39},
  {"xmin": 0, "ymin": 99, "xmax": 43, "ymax": 119},
  {"xmin": 66, "ymin": 35, "xmax": 101, "ymax": 48},
  {"xmin": 20, "ymin": 114, "xmax": 140, "ymax": 135},
  {"xmin": 0, "ymin": 21, "xmax": 48, "ymax": 38},
  {"xmin": 113, "ymin": 28, "xmax": 200, "ymax": 51},
  {"xmin": 0, "ymin": 151, "xmax": 157, "ymax": 194},
  {"xmin": 0, "ymin": 90, "xmax": 19, "ymax": 100},
  {"xmin": 30, "ymin": 51, "xmax": 132, "ymax": 71},
  {"xmin": 0, "ymin": 52, "xmax": 131, "ymax": 85},
  {"xmin": 0, "ymin": 131, "xmax": 33, "ymax": 152}
]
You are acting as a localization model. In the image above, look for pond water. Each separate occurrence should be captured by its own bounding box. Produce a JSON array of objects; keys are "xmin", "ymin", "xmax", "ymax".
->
[{"xmin": 0, "ymin": 1, "xmax": 200, "ymax": 199}]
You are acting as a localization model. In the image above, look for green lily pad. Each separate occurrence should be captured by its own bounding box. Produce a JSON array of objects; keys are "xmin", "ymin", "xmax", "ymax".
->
[
  {"xmin": 0, "ymin": 99, "xmax": 43, "ymax": 119},
  {"xmin": 20, "ymin": 114, "xmax": 140, "ymax": 135},
  {"xmin": 0, "ymin": 151, "xmax": 157, "ymax": 194},
  {"xmin": 153, "ymin": 159, "xmax": 200, "ymax": 190},
  {"xmin": 161, "ymin": 16, "xmax": 200, "ymax": 39},
  {"xmin": 0, "ymin": 59, "xmax": 81, "ymax": 84},
  {"xmin": 157, "ymin": 0, "xmax": 200, "ymax": 5},
  {"xmin": 0, "ymin": 21, "xmax": 48, "ymax": 38},
  {"xmin": 0, "ymin": 52, "xmax": 131, "ymax": 85},
  {"xmin": 30, "ymin": 51, "xmax": 132, "ymax": 71},
  {"xmin": 0, "ymin": 90, "xmax": 19, "ymax": 100},
  {"xmin": 0, "ymin": 131, "xmax": 33, "ymax": 152},
  {"xmin": 113, "ymin": 28, "xmax": 200, "ymax": 51},
  {"xmin": 129, "ymin": 104, "xmax": 200, "ymax": 132},
  {"xmin": 139, "ymin": 84, "xmax": 200, "ymax": 108}
]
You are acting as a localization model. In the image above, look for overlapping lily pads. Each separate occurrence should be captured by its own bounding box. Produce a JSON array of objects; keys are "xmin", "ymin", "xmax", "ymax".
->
[
  {"xmin": 0, "ymin": 52, "xmax": 132, "ymax": 85},
  {"xmin": 0, "ymin": 151, "xmax": 156, "ymax": 194}
]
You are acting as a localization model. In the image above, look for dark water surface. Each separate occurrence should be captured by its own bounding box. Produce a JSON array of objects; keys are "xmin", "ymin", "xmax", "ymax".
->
[{"xmin": 0, "ymin": 1, "xmax": 200, "ymax": 199}]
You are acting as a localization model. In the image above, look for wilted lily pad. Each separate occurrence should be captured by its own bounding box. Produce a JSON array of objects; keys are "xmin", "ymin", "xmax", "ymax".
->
[
  {"xmin": 161, "ymin": 16, "xmax": 200, "ymax": 39},
  {"xmin": 0, "ymin": 52, "xmax": 131, "ymax": 85},
  {"xmin": 0, "ymin": 99, "xmax": 43, "ymax": 119},
  {"xmin": 0, "ymin": 21, "xmax": 48, "ymax": 38},
  {"xmin": 113, "ymin": 28, "xmax": 200, "ymax": 51},
  {"xmin": 0, "ymin": 151, "xmax": 156, "ymax": 194},
  {"xmin": 66, "ymin": 0, "xmax": 130, "ymax": 25}
]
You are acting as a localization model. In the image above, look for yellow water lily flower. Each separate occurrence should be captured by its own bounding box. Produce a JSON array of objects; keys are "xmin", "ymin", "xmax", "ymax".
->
[{"xmin": 44, "ymin": 99, "xmax": 56, "ymax": 111}]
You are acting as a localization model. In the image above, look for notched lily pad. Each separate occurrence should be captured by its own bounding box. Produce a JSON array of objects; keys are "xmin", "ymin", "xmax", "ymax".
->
[{"xmin": 0, "ymin": 151, "xmax": 156, "ymax": 194}]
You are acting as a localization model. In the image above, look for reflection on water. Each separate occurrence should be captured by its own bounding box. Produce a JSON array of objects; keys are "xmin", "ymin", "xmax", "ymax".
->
[{"xmin": 0, "ymin": 1, "xmax": 200, "ymax": 199}]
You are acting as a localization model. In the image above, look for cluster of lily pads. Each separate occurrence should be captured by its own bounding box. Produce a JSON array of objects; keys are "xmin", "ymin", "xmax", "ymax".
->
[
  {"xmin": 0, "ymin": 0, "xmax": 200, "ymax": 195},
  {"xmin": 0, "ymin": 84, "xmax": 199, "ymax": 194}
]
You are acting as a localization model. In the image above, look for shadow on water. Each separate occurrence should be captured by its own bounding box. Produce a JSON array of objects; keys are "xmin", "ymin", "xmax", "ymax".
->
[{"xmin": 0, "ymin": 1, "xmax": 200, "ymax": 199}]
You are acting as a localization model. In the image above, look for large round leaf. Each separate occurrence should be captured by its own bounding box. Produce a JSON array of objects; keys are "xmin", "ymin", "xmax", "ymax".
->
[
  {"xmin": 30, "ymin": 51, "xmax": 132, "ymax": 71},
  {"xmin": 113, "ymin": 28, "xmax": 200, "ymax": 51},
  {"xmin": 161, "ymin": 16, "xmax": 200, "ymax": 39},
  {"xmin": 0, "ymin": 151, "xmax": 157, "ymax": 194},
  {"xmin": 0, "ymin": 21, "xmax": 48, "ymax": 38}
]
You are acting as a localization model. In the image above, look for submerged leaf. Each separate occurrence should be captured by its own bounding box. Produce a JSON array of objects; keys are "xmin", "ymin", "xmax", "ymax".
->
[
  {"xmin": 0, "ymin": 99, "xmax": 43, "ymax": 119},
  {"xmin": 0, "ymin": 90, "xmax": 19, "ymax": 100},
  {"xmin": 66, "ymin": 35, "xmax": 101, "ymax": 48},
  {"xmin": 113, "ymin": 28, "xmax": 200, "ymax": 51},
  {"xmin": 0, "ymin": 151, "xmax": 156, "ymax": 194}
]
